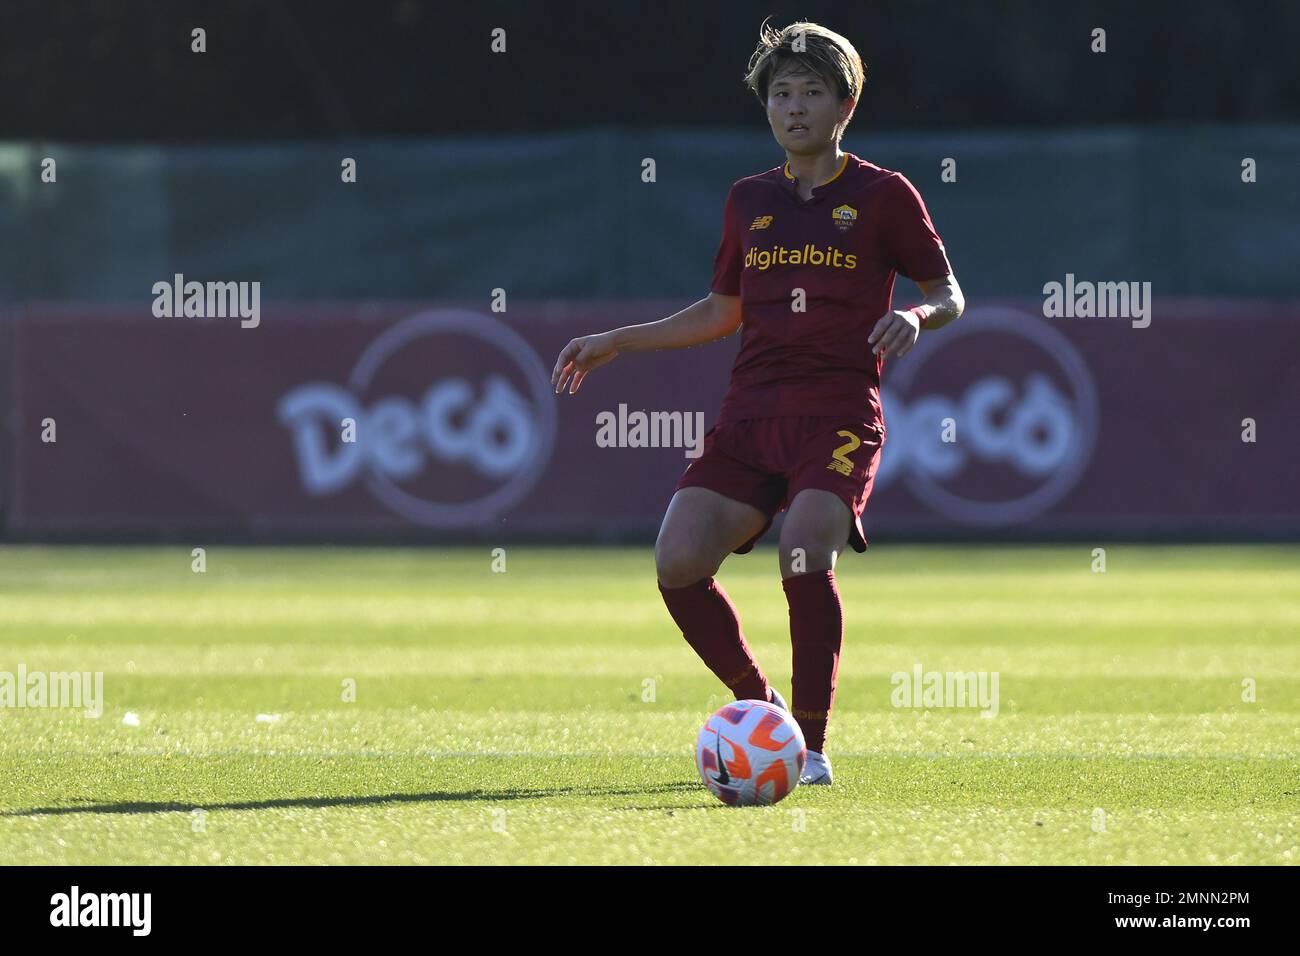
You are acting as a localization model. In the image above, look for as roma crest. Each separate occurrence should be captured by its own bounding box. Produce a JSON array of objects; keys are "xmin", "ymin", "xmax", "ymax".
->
[{"xmin": 831, "ymin": 204, "xmax": 858, "ymax": 233}]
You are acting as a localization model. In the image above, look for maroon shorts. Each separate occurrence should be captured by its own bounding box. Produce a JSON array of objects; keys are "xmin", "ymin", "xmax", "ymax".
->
[{"xmin": 674, "ymin": 416, "xmax": 885, "ymax": 555}]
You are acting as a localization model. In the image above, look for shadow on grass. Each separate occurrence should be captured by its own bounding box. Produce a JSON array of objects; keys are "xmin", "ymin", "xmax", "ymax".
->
[{"xmin": 4, "ymin": 781, "xmax": 705, "ymax": 817}]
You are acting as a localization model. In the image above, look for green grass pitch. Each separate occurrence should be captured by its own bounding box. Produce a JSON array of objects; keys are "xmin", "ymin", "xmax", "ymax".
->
[{"xmin": 0, "ymin": 543, "xmax": 1296, "ymax": 865}]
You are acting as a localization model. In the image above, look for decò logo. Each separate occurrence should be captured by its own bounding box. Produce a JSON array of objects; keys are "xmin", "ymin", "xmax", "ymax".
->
[
  {"xmin": 278, "ymin": 310, "xmax": 556, "ymax": 527},
  {"xmin": 876, "ymin": 307, "xmax": 1099, "ymax": 525}
]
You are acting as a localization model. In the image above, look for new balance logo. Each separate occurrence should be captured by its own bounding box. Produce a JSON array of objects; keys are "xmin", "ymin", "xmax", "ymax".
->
[{"xmin": 749, "ymin": 215, "xmax": 773, "ymax": 230}]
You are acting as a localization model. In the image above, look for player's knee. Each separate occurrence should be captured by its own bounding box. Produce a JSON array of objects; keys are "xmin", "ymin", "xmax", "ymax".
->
[
  {"xmin": 655, "ymin": 537, "xmax": 714, "ymax": 589},
  {"xmin": 778, "ymin": 533, "xmax": 839, "ymax": 574}
]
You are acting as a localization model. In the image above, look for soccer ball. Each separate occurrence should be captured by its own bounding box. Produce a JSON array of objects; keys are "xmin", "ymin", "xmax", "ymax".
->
[{"xmin": 695, "ymin": 699, "xmax": 806, "ymax": 806}]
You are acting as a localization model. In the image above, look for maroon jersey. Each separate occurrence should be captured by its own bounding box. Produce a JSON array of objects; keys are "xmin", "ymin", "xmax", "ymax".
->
[{"xmin": 710, "ymin": 152, "xmax": 951, "ymax": 427}]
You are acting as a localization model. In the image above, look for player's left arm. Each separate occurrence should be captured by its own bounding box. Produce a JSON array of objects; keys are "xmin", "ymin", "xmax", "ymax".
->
[{"xmin": 868, "ymin": 273, "xmax": 965, "ymax": 359}]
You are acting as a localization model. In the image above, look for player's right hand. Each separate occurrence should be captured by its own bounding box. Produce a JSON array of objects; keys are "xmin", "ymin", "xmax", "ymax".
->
[{"xmin": 552, "ymin": 332, "xmax": 619, "ymax": 395}]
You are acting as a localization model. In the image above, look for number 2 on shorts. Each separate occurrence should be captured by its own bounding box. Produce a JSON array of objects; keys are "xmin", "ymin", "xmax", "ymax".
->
[{"xmin": 826, "ymin": 429, "xmax": 860, "ymax": 477}]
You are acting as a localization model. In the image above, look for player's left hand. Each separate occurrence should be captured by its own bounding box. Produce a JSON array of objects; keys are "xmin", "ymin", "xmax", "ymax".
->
[{"xmin": 868, "ymin": 309, "xmax": 921, "ymax": 360}]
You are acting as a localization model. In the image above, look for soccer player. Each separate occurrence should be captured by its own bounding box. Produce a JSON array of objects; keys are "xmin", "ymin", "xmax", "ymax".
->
[{"xmin": 551, "ymin": 20, "xmax": 964, "ymax": 785}]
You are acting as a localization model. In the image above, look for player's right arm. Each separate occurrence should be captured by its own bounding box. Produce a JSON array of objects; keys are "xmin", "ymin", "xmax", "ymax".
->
[{"xmin": 551, "ymin": 292, "xmax": 741, "ymax": 395}]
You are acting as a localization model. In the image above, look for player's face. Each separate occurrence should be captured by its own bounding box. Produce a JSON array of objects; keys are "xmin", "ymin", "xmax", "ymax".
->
[{"xmin": 765, "ymin": 65, "xmax": 849, "ymax": 154}]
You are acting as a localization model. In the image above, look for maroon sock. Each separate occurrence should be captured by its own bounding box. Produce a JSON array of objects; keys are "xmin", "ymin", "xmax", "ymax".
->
[
  {"xmin": 658, "ymin": 577, "xmax": 770, "ymax": 702},
  {"xmin": 783, "ymin": 569, "xmax": 843, "ymax": 753}
]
